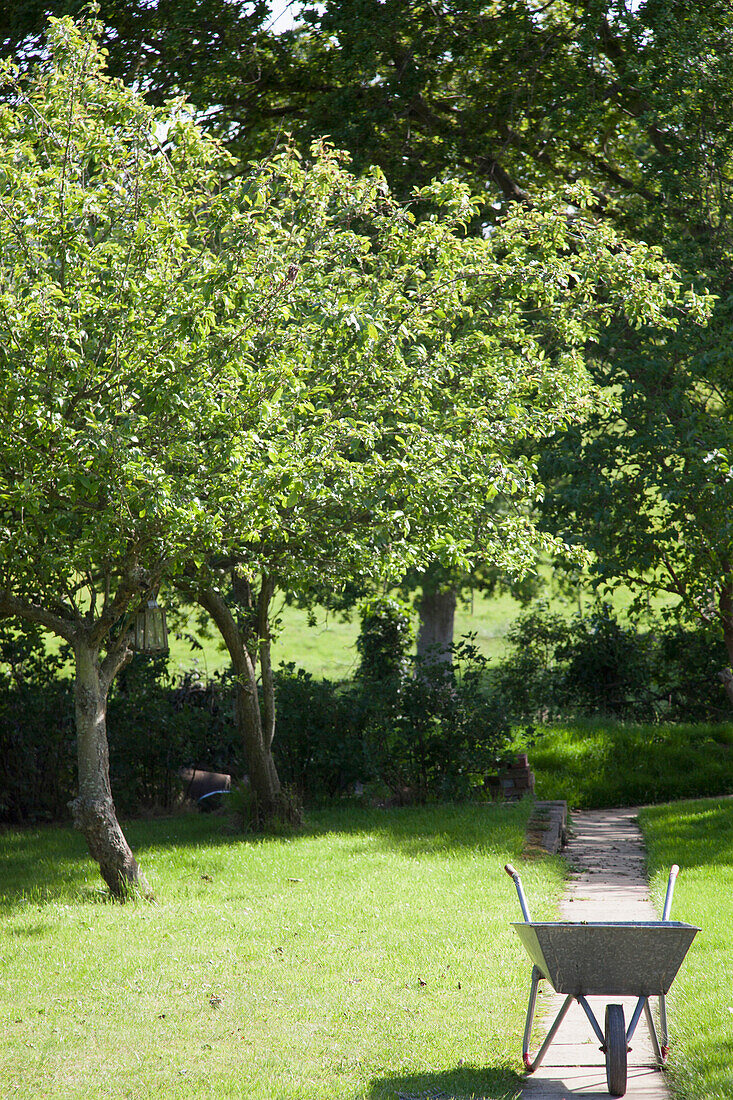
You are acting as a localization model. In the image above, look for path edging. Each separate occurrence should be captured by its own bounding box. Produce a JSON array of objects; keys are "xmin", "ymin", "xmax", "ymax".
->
[{"xmin": 523, "ymin": 799, "xmax": 568, "ymax": 857}]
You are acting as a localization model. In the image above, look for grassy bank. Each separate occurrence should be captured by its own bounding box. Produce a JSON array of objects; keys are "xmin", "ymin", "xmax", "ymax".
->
[
  {"xmin": 0, "ymin": 803, "xmax": 562, "ymax": 1099},
  {"xmin": 638, "ymin": 798, "xmax": 733, "ymax": 1100},
  {"xmin": 529, "ymin": 721, "xmax": 733, "ymax": 808}
]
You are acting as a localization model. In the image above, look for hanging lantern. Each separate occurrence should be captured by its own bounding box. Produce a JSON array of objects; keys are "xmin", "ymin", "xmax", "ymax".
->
[{"xmin": 132, "ymin": 598, "xmax": 169, "ymax": 654}]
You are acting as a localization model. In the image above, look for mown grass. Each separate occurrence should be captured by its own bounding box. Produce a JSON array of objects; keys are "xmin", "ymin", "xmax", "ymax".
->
[
  {"xmin": 528, "ymin": 721, "xmax": 733, "ymax": 809},
  {"xmin": 638, "ymin": 798, "xmax": 733, "ymax": 1100},
  {"xmin": 0, "ymin": 802, "xmax": 563, "ymax": 1100}
]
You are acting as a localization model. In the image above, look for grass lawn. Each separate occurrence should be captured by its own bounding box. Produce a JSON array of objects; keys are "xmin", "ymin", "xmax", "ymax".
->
[
  {"xmin": 638, "ymin": 798, "xmax": 733, "ymax": 1100},
  {"xmin": 0, "ymin": 802, "xmax": 563, "ymax": 1100},
  {"xmin": 528, "ymin": 721, "xmax": 733, "ymax": 809}
]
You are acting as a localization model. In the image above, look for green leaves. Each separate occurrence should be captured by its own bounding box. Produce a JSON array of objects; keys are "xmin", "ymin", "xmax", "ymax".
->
[{"xmin": 0, "ymin": 14, "xmax": 697, "ymax": 635}]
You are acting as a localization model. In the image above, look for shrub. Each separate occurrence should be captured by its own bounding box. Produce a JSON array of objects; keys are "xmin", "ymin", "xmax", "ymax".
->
[
  {"xmin": 494, "ymin": 602, "xmax": 570, "ymax": 721},
  {"xmin": 0, "ymin": 622, "xmax": 75, "ymax": 823},
  {"xmin": 107, "ymin": 659, "xmax": 243, "ymax": 814},
  {"xmin": 557, "ymin": 605, "xmax": 654, "ymax": 719},
  {"xmin": 647, "ymin": 620, "xmax": 729, "ymax": 721},
  {"xmin": 271, "ymin": 664, "xmax": 366, "ymax": 803},
  {"xmin": 0, "ymin": 679, "xmax": 76, "ymax": 823},
  {"xmin": 0, "ymin": 629, "xmax": 244, "ymax": 822},
  {"xmin": 361, "ymin": 636, "xmax": 512, "ymax": 802},
  {"xmin": 497, "ymin": 601, "xmax": 730, "ymax": 722}
]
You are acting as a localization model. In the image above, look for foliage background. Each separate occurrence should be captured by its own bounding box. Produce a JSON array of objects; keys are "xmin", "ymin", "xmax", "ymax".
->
[{"xmin": 2, "ymin": 602, "xmax": 731, "ymax": 823}]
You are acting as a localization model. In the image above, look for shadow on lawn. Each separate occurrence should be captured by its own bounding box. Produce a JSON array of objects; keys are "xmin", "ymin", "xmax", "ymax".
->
[
  {"xmin": 0, "ymin": 824, "xmax": 93, "ymax": 908},
  {"xmin": 367, "ymin": 1063, "xmax": 522, "ymax": 1100},
  {"xmin": 125, "ymin": 800, "xmax": 531, "ymax": 865},
  {"xmin": 0, "ymin": 801, "xmax": 530, "ymax": 909},
  {"xmin": 304, "ymin": 802, "xmax": 529, "ymax": 858},
  {"xmin": 640, "ymin": 798, "xmax": 733, "ymax": 870}
]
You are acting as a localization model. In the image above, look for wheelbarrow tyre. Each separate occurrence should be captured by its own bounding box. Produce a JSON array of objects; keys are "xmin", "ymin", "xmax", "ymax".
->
[{"xmin": 605, "ymin": 1003, "xmax": 627, "ymax": 1097}]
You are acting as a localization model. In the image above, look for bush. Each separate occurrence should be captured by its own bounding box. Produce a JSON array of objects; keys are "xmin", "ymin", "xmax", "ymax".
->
[
  {"xmin": 558, "ymin": 605, "xmax": 654, "ymax": 719},
  {"xmin": 271, "ymin": 628, "xmax": 513, "ymax": 806},
  {"xmin": 497, "ymin": 601, "xmax": 730, "ymax": 722},
  {"xmin": 647, "ymin": 620, "xmax": 729, "ymax": 721},
  {"xmin": 271, "ymin": 664, "xmax": 366, "ymax": 803},
  {"xmin": 107, "ymin": 659, "xmax": 243, "ymax": 814},
  {"xmin": 0, "ymin": 629, "xmax": 244, "ymax": 822},
  {"xmin": 494, "ymin": 603, "xmax": 571, "ymax": 721},
  {"xmin": 359, "ymin": 637, "xmax": 511, "ymax": 802},
  {"xmin": 0, "ymin": 622, "xmax": 75, "ymax": 823},
  {"xmin": 0, "ymin": 679, "xmax": 76, "ymax": 823}
]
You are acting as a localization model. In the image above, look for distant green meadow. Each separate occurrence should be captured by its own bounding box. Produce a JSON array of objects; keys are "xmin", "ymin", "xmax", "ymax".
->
[
  {"xmin": 166, "ymin": 587, "xmax": 531, "ymax": 681},
  {"xmin": 166, "ymin": 577, "xmax": 672, "ymax": 682}
]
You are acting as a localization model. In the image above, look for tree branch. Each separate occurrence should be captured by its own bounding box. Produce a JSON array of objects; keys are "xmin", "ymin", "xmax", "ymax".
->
[{"xmin": 0, "ymin": 590, "xmax": 77, "ymax": 642}]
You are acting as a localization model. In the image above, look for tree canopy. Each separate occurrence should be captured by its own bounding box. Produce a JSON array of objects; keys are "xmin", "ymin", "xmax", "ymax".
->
[{"xmin": 0, "ymin": 12, "xmax": 707, "ymax": 882}]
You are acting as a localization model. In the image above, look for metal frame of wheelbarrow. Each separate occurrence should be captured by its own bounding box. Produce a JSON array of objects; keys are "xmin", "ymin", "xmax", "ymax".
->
[{"xmin": 504, "ymin": 863, "xmax": 699, "ymax": 1098}]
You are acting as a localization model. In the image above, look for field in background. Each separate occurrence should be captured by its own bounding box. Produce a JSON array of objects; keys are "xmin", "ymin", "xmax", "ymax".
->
[
  {"xmin": 0, "ymin": 802, "xmax": 563, "ymax": 1100},
  {"xmin": 166, "ymin": 588, "xmax": 530, "ymax": 681},
  {"xmin": 167, "ymin": 576, "xmax": 673, "ymax": 682}
]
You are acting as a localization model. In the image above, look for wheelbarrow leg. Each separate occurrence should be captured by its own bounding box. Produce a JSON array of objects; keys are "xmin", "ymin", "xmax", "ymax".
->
[
  {"xmin": 522, "ymin": 971, "xmax": 574, "ymax": 1073},
  {"xmin": 643, "ymin": 998, "xmax": 667, "ymax": 1067},
  {"xmin": 622, "ymin": 995, "xmax": 667, "ymax": 1069},
  {"xmin": 522, "ymin": 966, "xmax": 542, "ymax": 1070},
  {"xmin": 658, "ymin": 993, "xmax": 670, "ymax": 1063}
]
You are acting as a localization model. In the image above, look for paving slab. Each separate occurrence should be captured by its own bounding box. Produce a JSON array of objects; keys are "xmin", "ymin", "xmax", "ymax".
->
[{"xmin": 519, "ymin": 808, "xmax": 671, "ymax": 1100}]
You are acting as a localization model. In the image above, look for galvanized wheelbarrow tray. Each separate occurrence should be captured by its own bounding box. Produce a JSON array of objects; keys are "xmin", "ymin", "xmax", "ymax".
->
[{"xmin": 505, "ymin": 863, "xmax": 699, "ymax": 1097}]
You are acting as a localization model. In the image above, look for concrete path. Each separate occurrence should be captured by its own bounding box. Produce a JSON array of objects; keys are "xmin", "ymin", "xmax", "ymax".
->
[{"xmin": 520, "ymin": 808, "xmax": 671, "ymax": 1100}]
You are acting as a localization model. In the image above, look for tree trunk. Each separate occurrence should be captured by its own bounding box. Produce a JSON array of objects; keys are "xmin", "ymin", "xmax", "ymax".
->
[
  {"xmin": 69, "ymin": 639, "xmax": 150, "ymax": 898},
  {"xmin": 416, "ymin": 586, "xmax": 457, "ymax": 666},
  {"xmin": 198, "ymin": 584, "xmax": 285, "ymax": 825},
  {"xmin": 718, "ymin": 580, "xmax": 733, "ymax": 708},
  {"xmin": 256, "ymin": 579, "xmax": 284, "ymax": 801}
]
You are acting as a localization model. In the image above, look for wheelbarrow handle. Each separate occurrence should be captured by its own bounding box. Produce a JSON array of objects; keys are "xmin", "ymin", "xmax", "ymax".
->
[
  {"xmin": 662, "ymin": 864, "xmax": 680, "ymax": 921},
  {"xmin": 505, "ymin": 863, "xmax": 533, "ymax": 923}
]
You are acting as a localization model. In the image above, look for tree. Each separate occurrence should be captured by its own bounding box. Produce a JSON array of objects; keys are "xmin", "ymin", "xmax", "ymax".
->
[
  {"xmin": 172, "ymin": 150, "xmax": 701, "ymax": 820},
  {"xmin": 0, "ymin": 15, "xmax": 324, "ymax": 892},
  {"xmin": 8, "ymin": 5, "xmax": 728, "ymax": 671},
  {"xmin": 529, "ymin": 3, "xmax": 733, "ymax": 701},
  {"xmin": 0, "ymin": 14, "xmax": 706, "ymax": 871},
  {"xmin": 286, "ymin": 1, "xmax": 733, "ymax": 691},
  {"xmin": 0, "ymin": 0, "xmax": 316, "ymax": 164}
]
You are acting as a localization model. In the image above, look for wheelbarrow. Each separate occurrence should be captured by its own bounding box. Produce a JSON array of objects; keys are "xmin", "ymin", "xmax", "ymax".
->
[{"xmin": 504, "ymin": 863, "xmax": 699, "ymax": 1097}]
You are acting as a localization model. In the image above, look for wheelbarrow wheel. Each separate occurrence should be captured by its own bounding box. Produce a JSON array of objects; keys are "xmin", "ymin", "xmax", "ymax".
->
[{"xmin": 605, "ymin": 1003, "xmax": 627, "ymax": 1097}]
